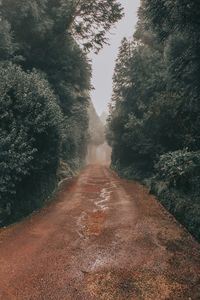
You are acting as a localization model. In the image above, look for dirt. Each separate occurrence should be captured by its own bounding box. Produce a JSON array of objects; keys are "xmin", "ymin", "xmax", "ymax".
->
[{"xmin": 0, "ymin": 164, "xmax": 200, "ymax": 300}]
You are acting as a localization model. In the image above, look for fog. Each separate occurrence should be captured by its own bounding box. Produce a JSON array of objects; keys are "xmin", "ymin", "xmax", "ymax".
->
[{"xmin": 90, "ymin": 0, "xmax": 140, "ymax": 116}]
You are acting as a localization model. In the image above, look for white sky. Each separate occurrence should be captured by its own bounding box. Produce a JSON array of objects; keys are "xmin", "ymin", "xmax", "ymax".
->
[{"xmin": 90, "ymin": 0, "xmax": 140, "ymax": 116}]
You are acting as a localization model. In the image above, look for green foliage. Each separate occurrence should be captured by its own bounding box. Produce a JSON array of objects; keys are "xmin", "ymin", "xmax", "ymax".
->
[
  {"xmin": 108, "ymin": 0, "xmax": 200, "ymax": 241},
  {"xmin": 0, "ymin": 63, "xmax": 62, "ymax": 223},
  {"xmin": 1, "ymin": 0, "xmax": 122, "ymax": 163},
  {"xmin": 1, "ymin": 0, "xmax": 123, "ymax": 55},
  {"xmin": 155, "ymin": 150, "xmax": 200, "ymax": 187},
  {"xmin": 107, "ymin": 39, "xmax": 168, "ymax": 176},
  {"xmin": 61, "ymin": 101, "xmax": 90, "ymax": 169},
  {"xmin": 0, "ymin": 19, "xmax": 15, "ymax": 60},
  {"xmin": 68, "ymin": 0, "xmax": 124, "ymax": 52},
  {"xmin": 0, "ymin": 0, "xmax": 122, "ymax": 224},
  {"xmin": 88, "ymin": 101, "xmax": 105, "ymax": 146},
  {"xmin": 150, "ymin": 180, "xmax": 200, "ymax": 241}
]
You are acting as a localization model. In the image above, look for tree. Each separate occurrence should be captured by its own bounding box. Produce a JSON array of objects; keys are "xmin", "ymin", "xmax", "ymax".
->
[
  {"xmin": 107, "ymin": 0, "xmax": 200, "ymax": 241},
  {"xmin": 0, "ymin": 63, "xmax": 62, "ymax": 223},
  {"xmin": 0, "ymin": 0, "xmax": 122, "ymax": 164},
  {"xmin": 1, "ymin": 0, "xmax": 123, "ymax": 53},
  {"xmin": 108, "ymin": 37, "xmax": 168, "ymax": 176},
  {"xmin": 0, "ymin": 0, "xmax": 123, "ymax": 223},
  {"xmin": 0, "ymin": 19, "xmax": 16, "ymax": 60},
  {"xmin": 88, "ymin": 100, "xmax": 105, "ymax": 146},
  {"xmin": 68, "ymin": 0, "xmax": 124, "ymax": 52}
]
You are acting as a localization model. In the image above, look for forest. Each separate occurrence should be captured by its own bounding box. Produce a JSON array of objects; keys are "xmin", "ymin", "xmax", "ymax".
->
[
  {"xmin": 107, "ymin": 0, "xmax": 200, "ymax": 241},
  {"xmin": 0, "ymin": 1, "xmax": 200, "ymax": 297},
  {"xmin": 1, "ymin": 0, "xmax": 200, "ymax": 244},
  {"xmin": 0, "ymin": 0, "xmax": 123, "ymax": 225}
]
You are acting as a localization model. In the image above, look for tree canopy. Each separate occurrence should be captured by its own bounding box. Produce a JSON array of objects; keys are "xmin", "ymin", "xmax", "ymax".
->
[
  {"xmin": 0, "ymin": 0, "xmax": 123, "ymax": 224},
  {"xmin": 107, "ymin": 0, "xmax": 200, "ymax": 241}
]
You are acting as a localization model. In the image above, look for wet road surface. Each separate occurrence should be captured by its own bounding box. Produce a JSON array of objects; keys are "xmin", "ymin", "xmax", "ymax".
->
[{"xmin": 0, "ymin": 165, "xmax": 200, "ymax": 299}]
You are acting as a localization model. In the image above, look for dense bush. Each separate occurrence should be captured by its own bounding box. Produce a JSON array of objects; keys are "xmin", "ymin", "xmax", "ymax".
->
[
  {"xmin": 155, "ymin": 150, "xmax": 200, "ymax": 187},
  {"xmin": 0, "ymin": 63, "xmax": 62, "ymax": 223},
  {"xmin": 150, "ymin": 149, "xmax": 200, "ymax": 240}
]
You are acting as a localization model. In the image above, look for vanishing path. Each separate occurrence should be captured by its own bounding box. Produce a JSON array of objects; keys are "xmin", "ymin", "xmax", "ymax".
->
[{"xmin": 0, "ymin": 165, "xmax": 200, "ymax": 300}]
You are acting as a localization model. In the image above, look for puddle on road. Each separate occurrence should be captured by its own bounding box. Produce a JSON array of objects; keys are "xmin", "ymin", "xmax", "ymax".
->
[
  {"xmin": 76, "ymin": 185, "xmax": 113, "ymax": 239},
  {"xmin": 76, "ymin": 212, "xmax": 88, "ymax": 239},
  {"xmin": 94, "ymin": 188, "xmax": 111, "ymax": 212}
]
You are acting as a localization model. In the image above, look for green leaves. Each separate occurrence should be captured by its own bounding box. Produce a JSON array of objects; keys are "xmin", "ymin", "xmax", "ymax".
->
[
  {"xmin": 88, "ymin": 101, "xmax": 105, "ymax": 146},
  {"xmin": 0, "ymin": 19, "xmax": 15, "ymax": 60},
  {"xmin": 155, "ymin": 150, "xmax": 200, "ymax": 187},
  {"xmin": 69, "ymin": 0, "xmax": 124, "ymax": 52},
  {"xmin": 0, "ymin": 0, "xmax": 124, "ymax": 223},
  {"xmin": 0, "ymin": 63, "xmax": 62, "ymax": 220},
  {"xmin": 108, "ymin": 0, "xmax": 200, "ymax": 177},
  {"xmin": 107, "ymin": 0, "xmax": 200, "ymax": 241}
]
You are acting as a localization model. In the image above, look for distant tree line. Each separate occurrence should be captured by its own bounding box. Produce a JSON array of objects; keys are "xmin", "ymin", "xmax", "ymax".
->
[
  {"xmin": 107, "ymin": 0, "xmax": 200, "ymax": 241},
  {"xmin": 0, "ymin": 0, "xmax": 123, "ymax": 224},
  {"xmin": 88, "ymin": 101, "xmax": 105, "ymax": 147}
]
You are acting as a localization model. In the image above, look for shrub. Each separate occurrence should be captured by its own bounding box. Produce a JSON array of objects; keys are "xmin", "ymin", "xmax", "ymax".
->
[
  {"xmin": 155, "ymin": 149, "xmax": 200, "ymax": 188},
  {"xmin": 152, "ymin": 149, "xmax": 200, "ymax": 241},
  {"xmin": 0, "ymin": 63, "xmax": 62, "ymax": 224}
]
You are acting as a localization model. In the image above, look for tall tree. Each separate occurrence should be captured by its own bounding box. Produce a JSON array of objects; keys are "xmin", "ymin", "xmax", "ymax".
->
[
  {"xmin": 0, "ymin": 0, "xmax": 123, "ymax": 224},
  {"xmin": 107, "ymin": 0, "xmax": 200, "ymax": 241}
]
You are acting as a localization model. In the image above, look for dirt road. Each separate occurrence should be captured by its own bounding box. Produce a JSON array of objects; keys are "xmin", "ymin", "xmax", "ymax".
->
[{"xmin": 0, "ymin": 165, "xmax": 200, "ymax": 300}]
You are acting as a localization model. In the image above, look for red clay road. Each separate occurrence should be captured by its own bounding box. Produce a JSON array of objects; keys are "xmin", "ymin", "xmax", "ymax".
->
[{"xmin": 0, "ymin": 165, "xmax": 200, "ymax": 300}]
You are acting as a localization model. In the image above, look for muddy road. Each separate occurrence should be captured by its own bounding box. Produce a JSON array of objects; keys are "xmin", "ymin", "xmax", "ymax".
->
[{"xmin": 0, "ymin": 165, "xmax": 200, "ymax": 300}]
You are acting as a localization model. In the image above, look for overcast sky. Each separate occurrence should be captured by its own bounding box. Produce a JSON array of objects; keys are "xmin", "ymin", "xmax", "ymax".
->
[{"xmin": 90, "ymin": 0, "xmax": 140, "ymax": 116}]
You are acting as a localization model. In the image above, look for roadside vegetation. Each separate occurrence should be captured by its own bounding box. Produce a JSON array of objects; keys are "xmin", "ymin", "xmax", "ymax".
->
[
  {"xmin": 88, "ymin": 101, "xmax": 105, "ymax": 147},
  {"xmin": 0, "ymin": 0, "xmax": 123, "ymax": 225},
  {"xmin": 107, "ymin": 0, "xmax": 200, "ymax": 241}
]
